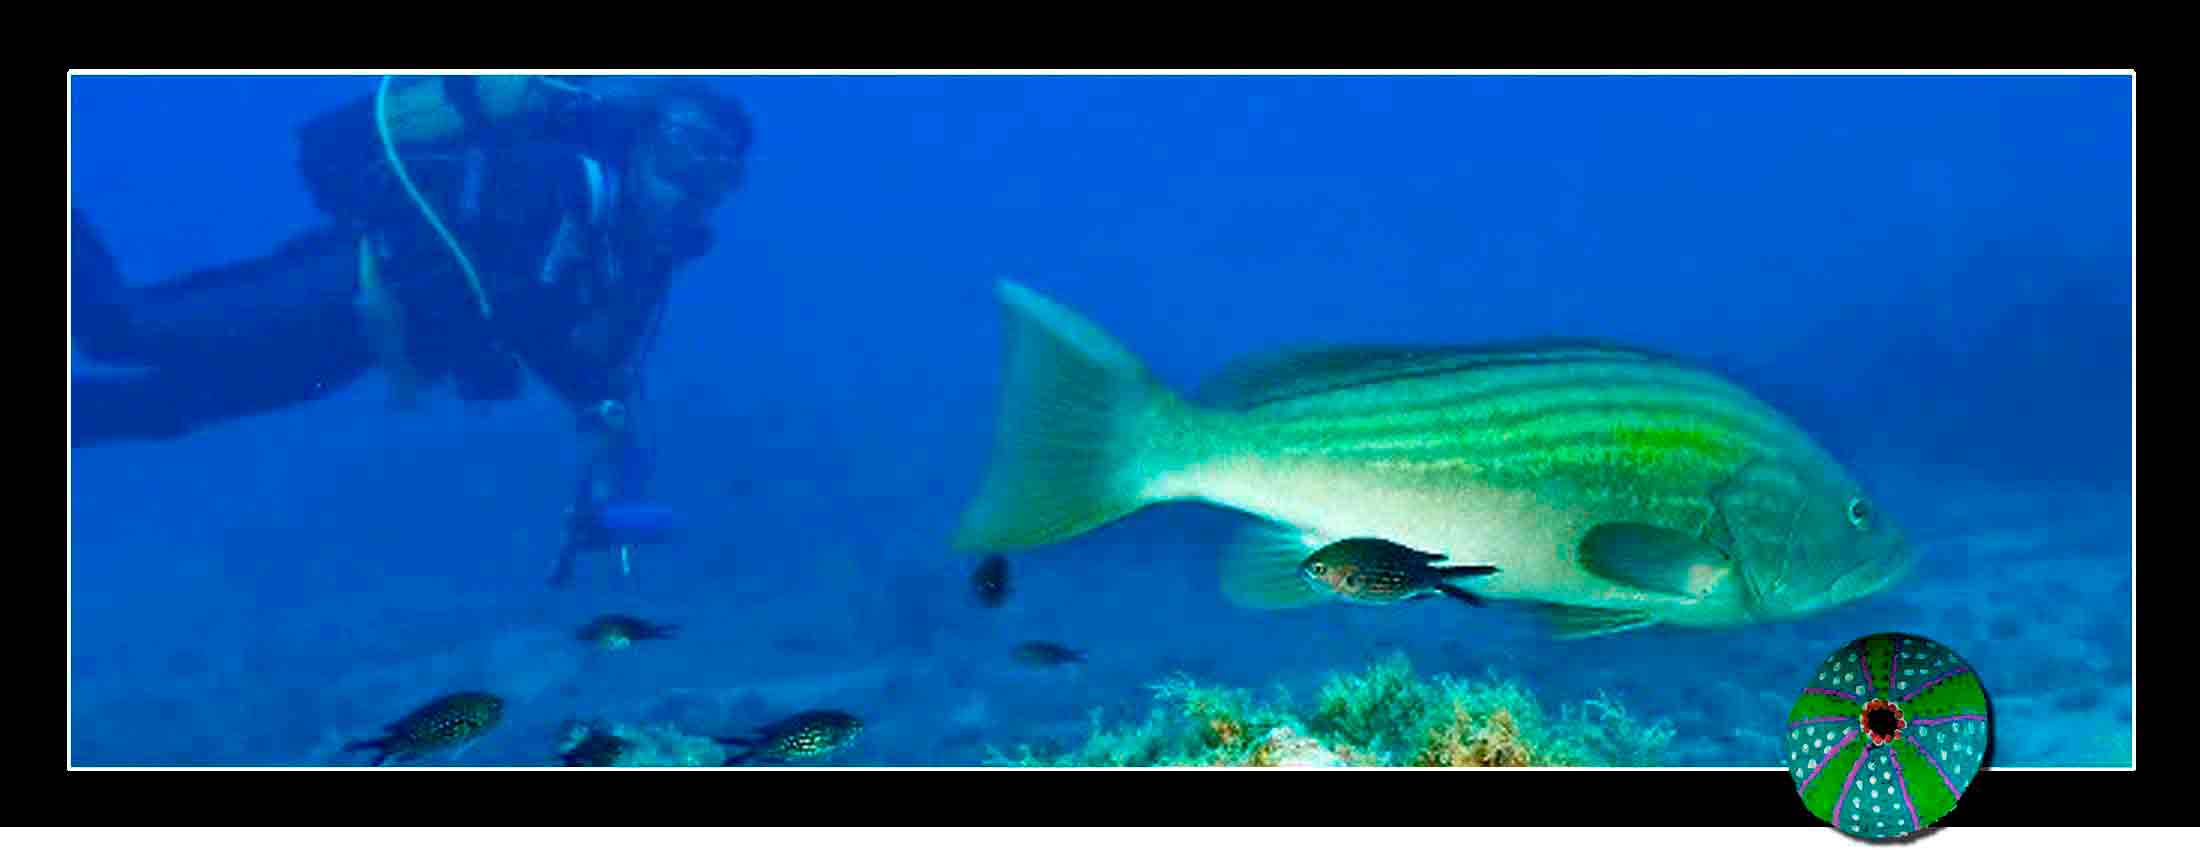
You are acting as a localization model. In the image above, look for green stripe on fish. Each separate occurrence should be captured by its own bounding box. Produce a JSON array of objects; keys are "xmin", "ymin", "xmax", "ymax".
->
[{"xmin": 953, "ymin": 281, "xmax": 1915, "ymax": 637}]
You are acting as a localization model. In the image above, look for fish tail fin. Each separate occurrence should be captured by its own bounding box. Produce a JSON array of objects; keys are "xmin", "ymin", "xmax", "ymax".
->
[
  {"xmin": 71, "ymin": 208, "xmax": 138, "ymax": 363},
  {"xmin": 951, "ymin": 281, "xmax": 1207, "ymax": 551},
  {"xmin": 1433, "ymin": 563, "xmax": 1500, "ymax": 579},
  {"xmin": 342, "ymin": 737, "xmax": 392, "ymax": 766},
  {"xmin": 715, "ymin": 740, "xmax": 757, "ymax": 766}
]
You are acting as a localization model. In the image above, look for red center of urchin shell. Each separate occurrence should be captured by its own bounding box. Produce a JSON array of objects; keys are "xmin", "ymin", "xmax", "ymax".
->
[{"xmin": 1861, "ymin": 698, "xmax": 1906, "ymax": 746}]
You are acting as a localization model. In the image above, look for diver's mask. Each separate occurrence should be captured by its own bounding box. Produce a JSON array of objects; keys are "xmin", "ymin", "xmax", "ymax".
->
[{"xmin": 646, "ymin": 105, "xmax": 749, "ymax": 201}]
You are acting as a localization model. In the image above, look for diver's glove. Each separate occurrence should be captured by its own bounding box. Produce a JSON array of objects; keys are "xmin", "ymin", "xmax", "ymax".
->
[{"xmin": 545, "ymin": 399, "xmax": 683, "ymax": 587}]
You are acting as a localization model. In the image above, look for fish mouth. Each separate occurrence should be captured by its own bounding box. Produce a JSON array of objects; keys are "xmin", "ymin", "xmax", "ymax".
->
[
  {"xmin": 1744, "ymin": 545, "xmax": 1913, "ymax": 623},
  {"xmin": 1824, "ymin": 543, "xmax": 1917, "ymax": 605}
]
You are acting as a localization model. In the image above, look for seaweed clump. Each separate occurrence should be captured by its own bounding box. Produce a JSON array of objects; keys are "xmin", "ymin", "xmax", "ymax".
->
[
  {"xmin": 991, "ymin": 652, "xmax": 1675, "ymax": 767},
  {"xmin": 554, "ymin": 720, "xmax": 729, "ymax": 767}
]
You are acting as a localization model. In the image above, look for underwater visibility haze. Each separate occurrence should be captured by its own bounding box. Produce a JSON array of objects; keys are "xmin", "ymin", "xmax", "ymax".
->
[{"xmin": 68, "ymin": 73, "xmax": 2132, "ymax": 768}]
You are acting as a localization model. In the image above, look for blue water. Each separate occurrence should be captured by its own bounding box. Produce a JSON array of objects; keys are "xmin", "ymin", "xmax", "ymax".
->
[{"xmin": 68, "ymin": 74, "xmax": 2133, "ymax": 767}]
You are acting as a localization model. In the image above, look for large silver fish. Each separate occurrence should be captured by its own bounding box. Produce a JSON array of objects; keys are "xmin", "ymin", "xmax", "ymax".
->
[{"xmin": 951, "ymin": 282, "xmax": 1915, "ymax": 638}]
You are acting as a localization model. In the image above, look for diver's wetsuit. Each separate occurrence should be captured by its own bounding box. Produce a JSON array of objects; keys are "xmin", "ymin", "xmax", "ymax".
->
[{"xmin": 72, "ymin": 77, "xmax": 745, "ymax": 585}]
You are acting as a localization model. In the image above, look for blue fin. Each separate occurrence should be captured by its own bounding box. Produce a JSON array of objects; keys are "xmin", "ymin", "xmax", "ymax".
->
[
  {"xmin": 72, "ymin": 209, "xmax": 136, "ymax": 363},
  {"xmin": 1530, "ymin": 602, "xmax": 1656, "ymax": 640},
  {"xmin": 1217, "ymin": 520, "xmax": 1324, "ymax": 609}
]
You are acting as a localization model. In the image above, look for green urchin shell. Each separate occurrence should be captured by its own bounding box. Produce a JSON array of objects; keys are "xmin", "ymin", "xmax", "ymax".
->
[{"xmin": 1785, "ymin": 633, "xmax": 1989, "ymax": 840}]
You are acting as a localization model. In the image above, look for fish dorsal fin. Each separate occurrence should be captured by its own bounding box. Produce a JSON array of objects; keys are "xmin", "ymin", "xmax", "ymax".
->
[
  {"xmin": 1218, "ymin": 519, "xmax": 1326, "ymax": 609},
  {"xmin": 1528, "ymin": 602, "xmax": 1657, "ymax": 640},
  {"xmin": 1193, "ymin": 340, "xmax": 1667, "ymax": 411},
  {"xmin": 1577, "ymin": 522, "xmax": 1734, "ymax": 599}
]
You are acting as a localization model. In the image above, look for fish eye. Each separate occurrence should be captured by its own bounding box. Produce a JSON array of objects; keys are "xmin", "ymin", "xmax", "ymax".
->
[
  {"xmin": 1846, "ymin": 497, "xmax": 1873, "ymax": 531},
  {"xmin": 1306, "ymin": 562, "xmax": 1327, "ymax": 576},
  {"xmin": 1341, "ymin": 574, "xmax": 1361, "ymax": 591}
]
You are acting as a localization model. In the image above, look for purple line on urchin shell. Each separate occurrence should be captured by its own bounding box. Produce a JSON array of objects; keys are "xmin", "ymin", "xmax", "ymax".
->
[
  {"xmin": 1899, "ymin": 667, "xmax": 1972, "ymax": 702},
  {"xmin": 1802, "ymin": 727, "xmax": 1858, "ymax": 789},
  {"xmin": 1789, "ymin": 715, "xmax": 1851, "ymax": 729},
  {"xmin": 1888, "ymin": 636, "xmax": 1902, "ymax": 699},
  {"xmin": 1829, "ymin": 731, "xmax": 1870, "ymax": 825},
  {"xmin": 1910, "ymin": 714, "xmax": 1988, "ymax": 727},
  {"xmin": 1804, "ymin": 687, "xmax": 1860, "ymax": 701},
  {"xmin": 1892, "ymin": 746, "xmax": 1922, "ymax": 833},
  {"xmin": 1911, "ymin": 738, "xmax": 1965, "ymax": 800}
]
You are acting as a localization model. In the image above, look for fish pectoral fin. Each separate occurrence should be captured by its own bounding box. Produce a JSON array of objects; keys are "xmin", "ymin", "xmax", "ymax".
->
[
  {"xmin": 1577, "ymin": 522, "xmax": 1734, "ymax": 599},
  {"xmin": 1529, "ymin": 602, "xmax": 1657, "ymax": 640},
  {"xmin": 1218, "ymin": 519, "xmax": 1326, "ymax": 609}
]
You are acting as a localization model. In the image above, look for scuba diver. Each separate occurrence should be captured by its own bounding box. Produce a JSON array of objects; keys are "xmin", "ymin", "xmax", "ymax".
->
[{"xmin": 71, "ymin": 76, "xmax": 752, "ymax": 587}]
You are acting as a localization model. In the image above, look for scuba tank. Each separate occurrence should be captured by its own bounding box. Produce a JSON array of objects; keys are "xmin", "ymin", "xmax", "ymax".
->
[
  {"xmin": 353, "ymin": 76, "xmax": 585, "ymax": 148},
  {"xmin": 298, "ymin": 76, "xmax": 595, "ymax": 211}
]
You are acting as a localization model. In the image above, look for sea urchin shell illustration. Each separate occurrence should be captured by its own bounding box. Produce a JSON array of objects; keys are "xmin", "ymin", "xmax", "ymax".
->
[{"xmin": 1786, "ymin": 633, "xmax": 1990, "ymax": 840}]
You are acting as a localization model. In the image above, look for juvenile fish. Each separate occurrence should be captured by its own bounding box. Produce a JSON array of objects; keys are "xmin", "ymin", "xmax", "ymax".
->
[
  {"xmin": 576, "ymin": 614, "xmax": 679, "ymax": 650},
  {"xmin": 1012, "ymin": 640, "xmax": 1087, "ymax": 667},
  {"xmin": 344, "ymin": 691, "xmax": 504, "ymax": 766},
  {"xmin": 971, "ymin": 554, "xmax": 1010, "ymax": 607},
  {"xmin": 716, "ymin": 709, "xmax": 864, "ymax": 766},
  {"xmin": 1299, "ymin": 538, "xmax": 1498, "ymax": 607}
]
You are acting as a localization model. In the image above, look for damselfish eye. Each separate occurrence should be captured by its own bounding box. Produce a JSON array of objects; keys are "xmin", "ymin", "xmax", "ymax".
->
[
  {"xmin": 1847, "ymin": 497, "xmax": 1873, "ymax": 531},
  {"xmin": 1307, "ymin": 562, "xmax": 1327, "ymax": 576}
]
